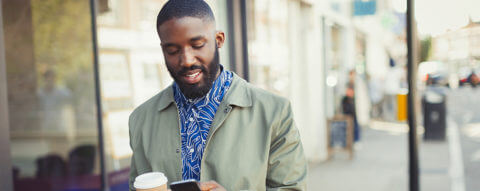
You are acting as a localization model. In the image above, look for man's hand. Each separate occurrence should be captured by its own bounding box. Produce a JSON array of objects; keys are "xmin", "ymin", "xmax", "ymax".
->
[{"xmin": 199, "ymin": 181, "xmax": 226, "ymax": 191}]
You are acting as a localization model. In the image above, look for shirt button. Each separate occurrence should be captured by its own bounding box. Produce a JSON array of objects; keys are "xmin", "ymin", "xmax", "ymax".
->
[
  {"xmin": 189, "ymin": 117, "xmax": 194, "ymax": 122},
  {"xmin": 190, "ymin": 148, "xmax": 194, "ymax": 153}
]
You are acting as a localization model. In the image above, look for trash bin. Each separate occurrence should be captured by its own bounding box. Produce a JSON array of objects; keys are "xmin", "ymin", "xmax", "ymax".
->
[{"xmin": 422, "ymin": 88, "xmax": 447, "ymax": 140}]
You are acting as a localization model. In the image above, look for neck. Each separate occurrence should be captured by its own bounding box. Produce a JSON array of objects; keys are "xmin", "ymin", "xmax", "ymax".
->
[{"xmin": 214, "ymin": 67, "xmax": 221, "ymax": 79}]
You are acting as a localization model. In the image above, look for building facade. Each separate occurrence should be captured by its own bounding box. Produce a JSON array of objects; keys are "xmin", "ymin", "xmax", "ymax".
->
[{"xmin": 432, "ymin": 20, "xmax": 480, "ymax": 76}]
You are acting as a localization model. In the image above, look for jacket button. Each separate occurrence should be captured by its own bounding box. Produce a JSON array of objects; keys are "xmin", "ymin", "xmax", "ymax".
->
[
  {"xmin": 176, "ymin": 148, "xmax": 180, "ymax": 153},
  {"xmin": 224, "ymin": 106, "xmax": 232, "ymax": 113}
]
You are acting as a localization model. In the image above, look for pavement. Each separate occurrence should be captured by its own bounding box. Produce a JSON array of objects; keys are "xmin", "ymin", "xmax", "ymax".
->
[
  {"xmin": 307, "ymin": 87, "xmax": 480, "ymax": 191},
  {"xmin": 307, "ymin": 120, "xmax": 408, "ymax": 191},
  {"xmin": 307, "ymin": 119, "xmax": 453, "ymax": 191}
]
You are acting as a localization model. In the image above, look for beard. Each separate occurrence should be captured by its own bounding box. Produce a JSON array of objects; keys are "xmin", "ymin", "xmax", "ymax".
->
[{"xmin": 167, "ymin": 47, "xmax": 220, "ymax": 99}]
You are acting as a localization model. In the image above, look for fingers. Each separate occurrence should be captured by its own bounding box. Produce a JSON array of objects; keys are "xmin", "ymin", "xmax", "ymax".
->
[
  {"xmin": 198, "ymin": 181, "xmax": 226, "ymax": 191},
  {"xmin": 199, "ymin": 180, "xmax": 217, "ymax": 190}
]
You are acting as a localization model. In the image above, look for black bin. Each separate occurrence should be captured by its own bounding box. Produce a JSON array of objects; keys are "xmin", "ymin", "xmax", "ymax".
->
[{"xmin": 422, "ymin": 89, "xmax": 447, "ymax": 141}]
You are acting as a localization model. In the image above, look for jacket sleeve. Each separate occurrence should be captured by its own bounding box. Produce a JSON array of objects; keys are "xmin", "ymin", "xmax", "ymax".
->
[
  {"xmin": 266, "ymin": 101, "xmax": 308, "ymax": 191},
  {"xmin": 129, "ymin": 112, "xmax": 152, "ymax": 191}
]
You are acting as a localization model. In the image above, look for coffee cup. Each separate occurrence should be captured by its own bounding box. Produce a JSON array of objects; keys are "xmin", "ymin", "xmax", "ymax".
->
[{"xmin": 134, "ymin": 172, "xmax": 168, "ymax": 191}]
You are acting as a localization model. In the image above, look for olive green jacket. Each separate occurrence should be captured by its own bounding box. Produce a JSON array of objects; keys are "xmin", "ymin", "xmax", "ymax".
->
[{"xmin": 128, "ymin": 73, "xmax": 307, "ymax": 191}]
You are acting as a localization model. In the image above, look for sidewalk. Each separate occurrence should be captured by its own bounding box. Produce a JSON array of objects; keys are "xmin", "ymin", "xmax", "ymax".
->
[{"xmin": 307, "ymin": 120, "xmax": 452, "ymax": 191}]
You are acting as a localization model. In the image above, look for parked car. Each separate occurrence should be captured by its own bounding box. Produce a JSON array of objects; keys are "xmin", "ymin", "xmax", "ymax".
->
[
  {"xmin": 418, "ymin": 61, "xmax": 449, "ymax": 87},
  {"xmin": 459, "ymin": 71, "xmax": 480, "ymax": 87}
]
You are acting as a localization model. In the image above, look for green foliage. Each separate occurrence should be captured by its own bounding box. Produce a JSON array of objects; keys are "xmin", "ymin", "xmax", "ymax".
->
[
  {"xmin": 420, "ymin": 36, "xmax": 432, "ymax": 62},
  {"xmin": 31, "ymin": 0, "xmax": 97, "ymax": 129},
  {"xmin": 31, "ymin": 0, "xmax": 94, "ymax": 86}
]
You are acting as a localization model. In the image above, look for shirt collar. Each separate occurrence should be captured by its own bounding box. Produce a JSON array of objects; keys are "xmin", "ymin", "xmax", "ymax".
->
[
  {"xmin": 173, "ymin": 66, "xmax": 229, "ymax": 108},
  {"xmin": 157, "ymin": 72, "xmax": 252, "ymax": 111}
]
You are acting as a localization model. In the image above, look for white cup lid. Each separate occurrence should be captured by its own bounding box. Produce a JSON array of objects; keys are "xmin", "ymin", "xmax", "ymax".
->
[{"xmin": 134, "ymin": 172, "xmax": 168, "ymax": 189}]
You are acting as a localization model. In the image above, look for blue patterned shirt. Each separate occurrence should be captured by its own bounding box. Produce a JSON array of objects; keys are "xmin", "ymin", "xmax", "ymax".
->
[{"xmin": 173, "ymin": 68, "xmax": 233, "ymax": 181}]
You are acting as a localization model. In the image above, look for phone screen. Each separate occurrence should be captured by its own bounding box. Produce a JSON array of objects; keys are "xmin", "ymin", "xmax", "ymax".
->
[{"xmin": 170, "ymin": 179, "xmax": 201, "ymax": 191}]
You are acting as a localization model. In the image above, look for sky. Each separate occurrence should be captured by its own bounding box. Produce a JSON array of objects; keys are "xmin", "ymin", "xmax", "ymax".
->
[
  {"xmin": 392, "ymin": 0, "xmax": 480, "ymax": 36},
  {"xmin": 416, "ymin": 0, "xmax": 480, "ymax": 36}
]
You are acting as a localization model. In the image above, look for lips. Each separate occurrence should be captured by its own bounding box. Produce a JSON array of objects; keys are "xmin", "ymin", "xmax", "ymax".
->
[{"xmin": 181, "ymin": 69, "xmax": 203, "ymax": 84}]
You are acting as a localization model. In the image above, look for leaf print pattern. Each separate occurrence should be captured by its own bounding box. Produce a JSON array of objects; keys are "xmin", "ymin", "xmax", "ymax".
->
[{"xmin": 173, "ymin": 69, "xmax": 233, "ymax": 181}]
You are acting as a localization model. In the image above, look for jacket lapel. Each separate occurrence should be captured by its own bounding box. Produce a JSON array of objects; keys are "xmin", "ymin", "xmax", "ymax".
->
[
  {"xmin": 205, "ymin": 73, "xmax": 253, "ymax": 147},
  {"xmin": 156, "ymin": 84, "xmax": 175, "ymax": 112}
]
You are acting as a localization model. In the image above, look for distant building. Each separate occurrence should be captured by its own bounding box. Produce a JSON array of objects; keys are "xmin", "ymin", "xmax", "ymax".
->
[{"xmin": 432, "ymin": 19, "xmax": 480, "ymax": 70}]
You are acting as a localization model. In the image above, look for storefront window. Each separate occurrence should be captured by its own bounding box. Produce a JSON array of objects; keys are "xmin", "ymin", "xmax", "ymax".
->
[
  {"xmin": 3, "ymin": 0, "xmax": 101, "ymax": 190},
  {"xmin": 329, "ymin": 24, "xmax": 345, "ymax": 115},
  {"xmin": 246, "ymin": 0, "xmax": 292, "ymax": 96}
]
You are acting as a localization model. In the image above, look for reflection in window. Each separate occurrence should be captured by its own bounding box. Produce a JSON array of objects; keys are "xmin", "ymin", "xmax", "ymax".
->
[
  {"xmin": 97, "ymin": 0, "xmax": 129, "ymax": 27},
  {"xmin": 4, "ymin": 0, "xmax": 101, "ymax": 190},
  {"xmin": 97, "ymin": 0, "xmax": 170, "ymax": 190},
  {"xmin": 247, "ymin": 0, "xmax": 292, "ymax": 96},
  {"xmin": 37, "ymin": 69, "xmax": 73, "ymax": 132}
]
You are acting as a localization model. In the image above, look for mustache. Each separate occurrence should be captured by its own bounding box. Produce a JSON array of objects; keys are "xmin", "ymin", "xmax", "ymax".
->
[{"xmin": 177, "ymin": 65, "xmax": 206, "ymax": 75}]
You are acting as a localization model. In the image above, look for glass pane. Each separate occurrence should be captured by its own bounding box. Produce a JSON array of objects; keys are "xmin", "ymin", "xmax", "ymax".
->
[
  {"xmin": 247, "ymin": 0, "xmax": 291, "ymax": 97},
  {"xmin": 95, "ymin": 0, "xmax": 232, "ymax": 190},
  {"xmin": 3, "ymin": 0, "xmax": 101, "ymax": 190}
]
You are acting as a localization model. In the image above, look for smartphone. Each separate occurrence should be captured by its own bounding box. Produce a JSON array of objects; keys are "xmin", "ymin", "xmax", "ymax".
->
[{"xmin": 170, "ymin": 179, "xmax": 201, "ymax": 191}]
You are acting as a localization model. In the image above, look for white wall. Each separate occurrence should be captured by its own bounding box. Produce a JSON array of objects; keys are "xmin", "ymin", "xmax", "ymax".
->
[
  {"xmin": 287, "ymin": 0, "xmax": 327, "ymax": 162},
  {"xmin": 301, "ymin": 8, "xmax": 328, "ymax": 162},
  {"xmin": 366, "ymin": 37, "xmax": 389, "ymax": 80}
]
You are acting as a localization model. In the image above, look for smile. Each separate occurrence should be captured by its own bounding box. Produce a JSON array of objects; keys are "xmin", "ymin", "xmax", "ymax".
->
[
  {"xmin": 186, "ymin": 72, "xmax": 200, "ymax": 78},
  {"xmin": 182, "ymin": 70, "xmax": 203, "ymax": 84}
]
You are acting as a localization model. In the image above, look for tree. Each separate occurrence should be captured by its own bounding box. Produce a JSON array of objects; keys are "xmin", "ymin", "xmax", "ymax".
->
[{"xmin": 420, "ymin": 36, "xmax": 432, "ymax": 62}]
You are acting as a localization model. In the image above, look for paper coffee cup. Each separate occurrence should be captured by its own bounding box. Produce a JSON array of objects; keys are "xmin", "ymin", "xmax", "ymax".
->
[{"xmin": 134, "ymin": 172, "xmax": 168, "ymax": 191}]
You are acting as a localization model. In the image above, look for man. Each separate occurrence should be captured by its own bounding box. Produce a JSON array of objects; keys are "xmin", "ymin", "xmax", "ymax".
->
[{"xmin": 128, "ymin": 0, "xmax": 307, "ymax": 190}]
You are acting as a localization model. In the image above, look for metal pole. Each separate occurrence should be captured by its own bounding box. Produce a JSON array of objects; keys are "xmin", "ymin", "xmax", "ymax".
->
[
  {"xmin": 226, "ymin": 0, "xmax": 238, "ymax": 75},
  {"xmin": 406, "ymin": 0, "xmax": 419, "ymax": 190},
  {"xmin": 0, "ymin": 1, "xmax": 14, "ymax": 189},
  {"xmin": 240, "ymin": 0, "xmax": 250, "ymax": 82},
  {"xmin": 89, "ymin": 0, "xmax": 109, "ymax": 190}
]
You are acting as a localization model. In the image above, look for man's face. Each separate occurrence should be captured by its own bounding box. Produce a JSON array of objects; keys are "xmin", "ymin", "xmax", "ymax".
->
[{"xmin": 158, "ymin": 17, "xmax": 225, "ymax": 99}]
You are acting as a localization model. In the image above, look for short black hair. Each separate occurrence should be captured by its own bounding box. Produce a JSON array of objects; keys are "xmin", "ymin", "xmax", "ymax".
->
[{"xmin": 156, "ymin": 0, "xmax": 215, "ymax": 32}]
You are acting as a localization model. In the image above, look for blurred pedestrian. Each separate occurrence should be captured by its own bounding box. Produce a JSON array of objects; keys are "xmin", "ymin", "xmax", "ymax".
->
[{"xmin": 342, "ymin": 85, "xmax": 360, "ymax": 142}]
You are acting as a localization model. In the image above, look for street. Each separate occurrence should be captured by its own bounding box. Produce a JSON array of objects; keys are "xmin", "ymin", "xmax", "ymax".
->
[
  {"xmin": 307, "ymin": 87, "xmax": 480, "ymax": 191},
  {"xmin": 447, "ymin": 87, "xmax": 480, "ymax": 191}
]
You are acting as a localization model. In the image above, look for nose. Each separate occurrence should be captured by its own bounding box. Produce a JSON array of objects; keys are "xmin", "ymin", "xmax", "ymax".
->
[{"xmin": 180, "ymin": 47, "xmax": 196, "ymax": 68}]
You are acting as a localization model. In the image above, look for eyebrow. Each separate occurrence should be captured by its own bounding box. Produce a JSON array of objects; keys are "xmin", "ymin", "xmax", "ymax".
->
[
  {"xmin": 162, "ymin": 43, "xmax": 177, "ymax": 48},
  {"xmin": 190, "ymin": 35, "xmax": 206, "ymax": 42},
  {"xmin": 161, "ymin": 35, "xmax": 207, "ymax": 47}
]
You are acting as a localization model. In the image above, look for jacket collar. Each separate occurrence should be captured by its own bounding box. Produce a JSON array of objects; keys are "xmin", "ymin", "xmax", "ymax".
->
[{"xmin": 157, "ymin": 72, "xmax": 252, "ymax": 111}]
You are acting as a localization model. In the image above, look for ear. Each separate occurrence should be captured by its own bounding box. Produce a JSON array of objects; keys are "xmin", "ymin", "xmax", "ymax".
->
[{"xmin": 215, "ymin": 30, "xmax": 225, "ymax": 48}]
